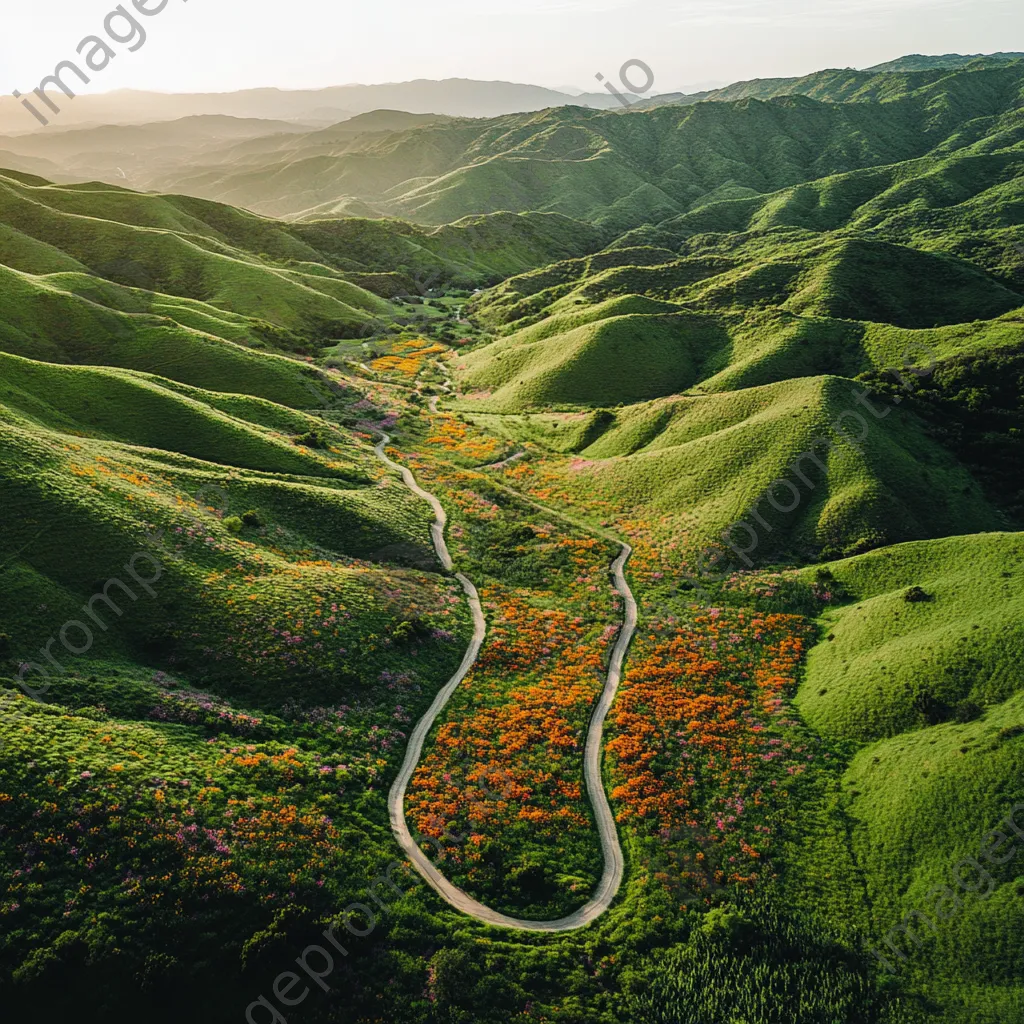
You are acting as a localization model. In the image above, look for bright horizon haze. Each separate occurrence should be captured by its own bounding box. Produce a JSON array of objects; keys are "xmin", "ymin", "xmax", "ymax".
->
[{"xmin": 1, "ymin": 0, "xmax": 1021, "ymax": 99}]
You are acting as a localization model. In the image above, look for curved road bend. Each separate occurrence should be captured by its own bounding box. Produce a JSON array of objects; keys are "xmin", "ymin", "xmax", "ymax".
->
[{"xmin": 374, "ymin": 433, "xmax": 637, "ymax": 931}]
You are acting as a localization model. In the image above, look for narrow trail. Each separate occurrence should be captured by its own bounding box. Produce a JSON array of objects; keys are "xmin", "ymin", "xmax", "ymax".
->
[
  {"xmin": 480, "ymin": 449, "xmax": 527, "ymax": 470},
  {"xmin": 374, "ymin": 432, "xmax": 637, "ymax": 931}
]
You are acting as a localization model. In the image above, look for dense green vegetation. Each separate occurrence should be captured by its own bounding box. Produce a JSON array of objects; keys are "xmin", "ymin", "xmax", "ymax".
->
[
  {"xmin": 107, "ymin": 64, "xmax": 1024, "ymax": 231},
  {"xmin": 2, "ymin": 55, "xmax": 1023, "ymax": 1024}
]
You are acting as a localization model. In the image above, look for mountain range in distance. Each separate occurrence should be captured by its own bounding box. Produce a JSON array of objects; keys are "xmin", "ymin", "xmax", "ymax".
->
[
  {"xmin": 4, "ymin": 56, "xmax": 1024, "ymax": 227},
  {"xmin": 2, "ymin": 51, "xmax": 1022, "ymax": 136},
  {"xmin": 0, "ymin": 78, "xmax": 623, "ymax": 136},
  {"xmin": 864, "ymin": 51, "xmax": 1024, "ymax": 72}
]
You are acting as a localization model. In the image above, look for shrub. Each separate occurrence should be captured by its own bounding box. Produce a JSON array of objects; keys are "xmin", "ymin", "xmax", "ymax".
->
[
  {"xmin": 913, "ymin": 690, "xmax": 951, "ymax": 726},
  {"xmin": 700, "ymin": 904, "xmax": 754, "ymax": 947},
  {"xmin": 294, "ymin": 429, "xmax": 328, "ymax": 449},
  {"xmin": 811, "ymin": 566, "xmax": 846, "ymax": 602},
  {"xmin": 426, "ymin": 948, "xmax": 480, "ymax": 1010},
  {"xmin": 953, "ymin": 699, "xmax": 984, "ymax": 723},
  {"xmin": 241, "ymin": 510, "xmax": 264, "ymax": 529},
  {"xmin": 224, "ymin": 516, "xmax": 244, "ymax": 534}
]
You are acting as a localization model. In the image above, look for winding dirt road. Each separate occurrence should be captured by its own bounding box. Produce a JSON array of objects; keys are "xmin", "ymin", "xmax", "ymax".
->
[{"xmin": 374, "ymin": 432, "xmax": 637, "ymax": 931}]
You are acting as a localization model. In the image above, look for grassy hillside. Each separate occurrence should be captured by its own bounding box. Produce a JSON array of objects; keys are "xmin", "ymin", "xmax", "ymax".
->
[
  {"xmin": 643, "ymin": 140, "xmax": 1024, "ymax": 262},
  {"xmin": 483, "ymin": 376, "xmax": 1003, "ymax": 560},
  {"xmin": 0, "ymin": 352, "xmax": 352, "ymax": 476},
  {"xmin": 777, "ymin": 532, "xmax": 1024, "ymax": 1021},
  {"xmin": 0, "ymin": 171, "xmax": 391, "ymax": 332},
  {"xmin": 291, "ymin": 210, "xmax": 605, "ymax": 285},
  {"xmin": 684, "ymin": 58, "xmax": 1024, "ymax": 105},
  {"xmin": 797, "ymin": 533, "xmax": 1024, "ymax": 741},
  {"xmin": 461, "ymin": 237, "xmax": 1022, "ymax": 409},
  {"xmin": 847, "ymin": 694, "xmax": 1024, "ymax": 1020},
  {"xmin": 458, "ymin": 89, "xmax": 1024, "ymax": 410},
  {"xmin": 0, "ymin": 353, "xmax": 468, "ymax": 697},
  {"xmin": 866, "ymin": 53, "xmax": 1024, "ymax": 73},
  {"xmin": 0, "ymin": 261, "xmax": 332, "ymax": 405},
  {"xmin": 0, "ymin": 170, "xmax": 610, "ymax": 412},
  {"xmin": 459, "ymin": 306, "xmax": 728, "ymax": 408},
  {"xmin": 0, "ymin": 218, "xmax": 484, "ymax": 1013}
]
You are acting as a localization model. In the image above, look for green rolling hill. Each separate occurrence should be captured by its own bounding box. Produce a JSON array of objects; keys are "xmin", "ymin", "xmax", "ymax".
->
[
  {"xmin": 784, "ymin": 532, "xmax": 1024, "ymax": 1018},
  {"xmin": 0, "ymin": 169, "xmax": 608, "ymax": 403},
  {"xmin": 456, "ymin": 78, "xmax": 1024, "ymax": 451},
  {"xmin": 173, "ymin": 62, "xmax": 1024, "ymax": 225},
  {"xmin": 645, "ymin": 54, "xmax": 1024, "ymax": 107},
  {"xmin": 459, "ymin": 231, "xmax": 1024, "ymax": 412},
  {"xmin": 797, "ymin": 532, "xmax": 1024, "ymax": 741},
  {"xmin": 457, "ymin": 303, "xmax": 727, "ymax": 407},
  {"xmin": 865, "ymin": 52, "xmax": 1024, "ymax": 73},
  {"xmin": 465, "ymin": 375, "xmax": 1003, "ymax": 559},
  {"xmin": 0, "ymin": 349, "xmax": 459, "ymax": 696}
]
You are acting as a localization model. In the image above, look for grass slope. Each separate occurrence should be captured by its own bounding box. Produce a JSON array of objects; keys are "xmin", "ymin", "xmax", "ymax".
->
[
  {"xmin": 458, "ymin": 307, "xmax": 727, "ymax": 408},
  {"xmin": 797, "ymin": 533, "xmax": 1024, "ymax": 741},
  {"xmin": 785, "ymin": 532, "xmax": 1024, "ymax": 1020},
  {"xmin": 0, "ymin": 351, "xmax": 464, "ymax": 711},
  {"xmin": 466, "ymin": 375, "xmax": 1004, "ymax": 562}
]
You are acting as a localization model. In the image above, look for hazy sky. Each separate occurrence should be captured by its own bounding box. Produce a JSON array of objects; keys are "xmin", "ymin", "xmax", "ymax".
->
[{"xmin": 2, "ymin": 0, "xmax": 1022, "ymax": 96}]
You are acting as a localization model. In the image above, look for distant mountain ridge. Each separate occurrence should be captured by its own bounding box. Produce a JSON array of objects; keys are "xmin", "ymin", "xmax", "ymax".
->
[
  {"xmin": 106, "ymin": 65, "xmax": 1024, "ymax": 226},
  {"xmin": 3, "ymin": 61, "xmax": 1023, "ymax": 231},
  {"xmin": 865, "ymin": 52, "xmax": 1024, "ymax": 73},
  {"xmin": 640, "ymin": 52, "xmax": 1024, "ymax": 108},
  {"xmin": 5, "ymin": 53, "xmax": 1020, "ymax": 136},
  {"xmin": 0, "ymin": 78, "xmax": 624, "ymax": 135}
]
